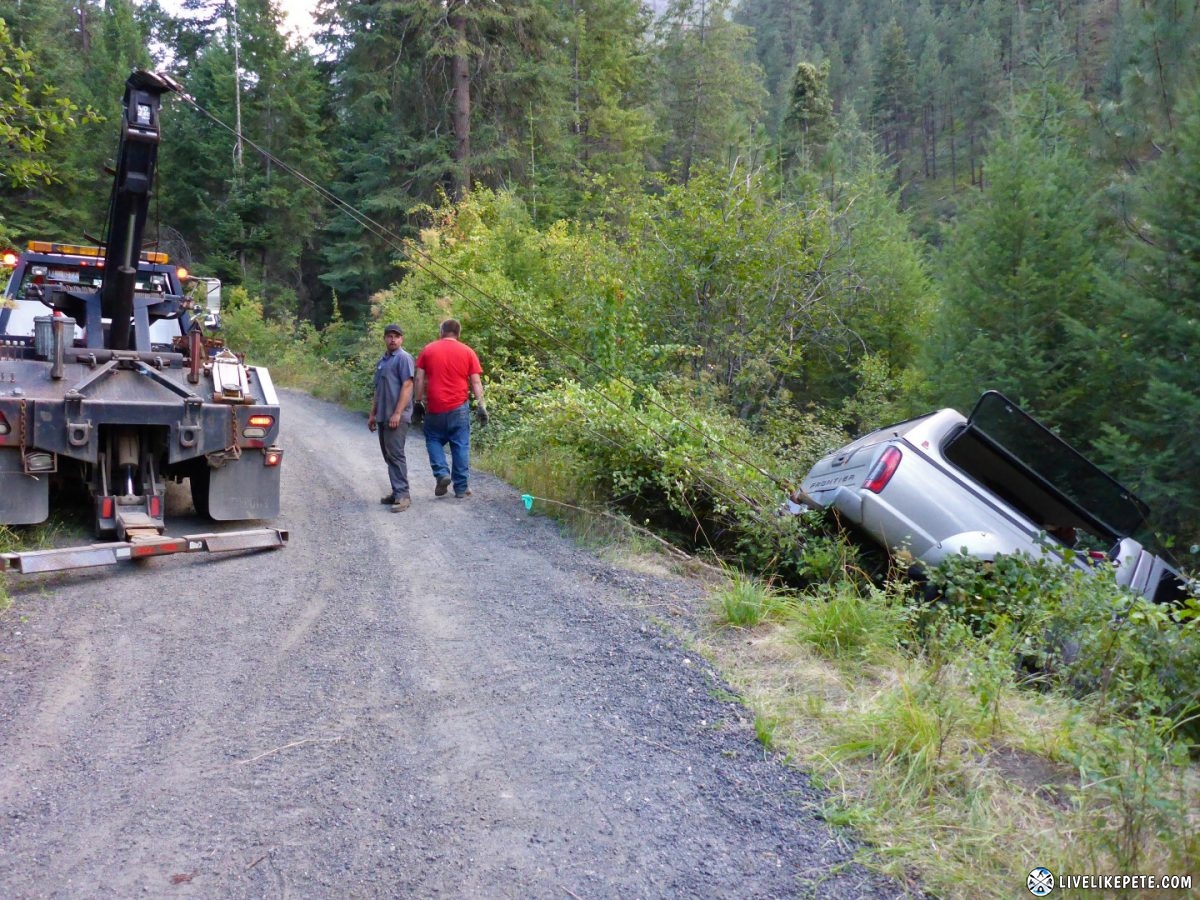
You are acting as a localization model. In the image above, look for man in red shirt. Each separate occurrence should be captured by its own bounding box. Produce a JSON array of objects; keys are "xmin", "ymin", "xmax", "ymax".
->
[{"xmin": 413, "ymin": 318, "xmax": 487, "ymax": 499}]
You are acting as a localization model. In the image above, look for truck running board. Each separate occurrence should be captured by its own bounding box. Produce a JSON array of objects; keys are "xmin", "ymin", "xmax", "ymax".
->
[{"xmin": 2, "ymin": 528, "xmax": 289, "ymax": 574}]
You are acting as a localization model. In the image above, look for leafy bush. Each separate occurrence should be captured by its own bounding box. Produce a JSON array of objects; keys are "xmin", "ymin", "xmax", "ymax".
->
[{"xmin": 923, "ymin": 552, "xmax": 1200, "ymax": 742}]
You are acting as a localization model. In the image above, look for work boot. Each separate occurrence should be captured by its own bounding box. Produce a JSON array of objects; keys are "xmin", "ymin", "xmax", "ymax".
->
[
  {"xmin": 435, "ymin": 476, "xmax": 452, "ymax": 497},
  {"xmin": 454, "ymin": 488, "xmax": 472, "ymax": 499},
  {"xmin": 391, "ymin": 496, "xmax": 411, "ymax": 512},
  {"xmin": 380, "ymin": 493, "xmax": 396, "ymax": 504}
]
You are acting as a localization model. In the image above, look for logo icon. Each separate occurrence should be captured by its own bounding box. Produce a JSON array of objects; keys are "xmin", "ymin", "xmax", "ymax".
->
[{"xmin": 1028, "ymin": 867, "xmax": 1055, "ymax": 895}]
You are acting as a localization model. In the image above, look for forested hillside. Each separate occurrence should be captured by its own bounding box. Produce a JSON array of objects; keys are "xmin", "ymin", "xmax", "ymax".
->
[{"xmin": 1, "ymin": 0, "xmax": 1198, "ymax": 551}]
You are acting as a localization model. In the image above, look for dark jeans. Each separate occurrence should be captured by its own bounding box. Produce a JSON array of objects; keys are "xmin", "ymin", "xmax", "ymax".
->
[
  {"xmin": 422, "ymin": 402, "xmax": 471, "ymax": 494},
  {"xmin": 378, "ymin": 422, "xmax": 410, "ymax": 498}
]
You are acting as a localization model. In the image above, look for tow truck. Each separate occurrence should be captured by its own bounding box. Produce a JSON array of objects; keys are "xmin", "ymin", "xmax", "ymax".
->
[{"xmin": 0, "ymin": 70, "xmax": 286, "ymax": 573}]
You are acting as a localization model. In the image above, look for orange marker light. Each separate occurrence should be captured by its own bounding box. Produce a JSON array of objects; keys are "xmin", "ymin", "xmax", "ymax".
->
[{"xmin": 1, "ymin": 251, "xmax": 17, "ymax": 267}]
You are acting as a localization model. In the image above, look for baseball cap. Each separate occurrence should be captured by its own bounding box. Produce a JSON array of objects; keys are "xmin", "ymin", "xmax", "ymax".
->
[{"xmin": 383, "ymin": 323, "xmax": 403, "ymax": 336}]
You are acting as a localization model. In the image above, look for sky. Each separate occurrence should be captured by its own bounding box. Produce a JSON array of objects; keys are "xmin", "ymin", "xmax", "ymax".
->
[
  {"xmin": 274, "ymin": 0, "xmax": 319, "ymax": 40},
  {"xmin": 154, "ymin": 1, "xmax": 320, "ymax": 42}
]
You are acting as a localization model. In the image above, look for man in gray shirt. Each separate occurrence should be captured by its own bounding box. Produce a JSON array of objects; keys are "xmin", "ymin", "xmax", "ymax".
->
[{"xmin": 368, "ymin": 323, "xmax": 415, "ymax": 512}]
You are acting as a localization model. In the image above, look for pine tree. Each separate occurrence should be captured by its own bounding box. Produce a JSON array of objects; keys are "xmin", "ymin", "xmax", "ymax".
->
[
  {"xmin": 870, "ymin": 21, "xmax": 917, "ymax": 180},
  {"xmin": 781, "ymin": 61, "xmax": 834, "ymax": 177},
  {"xmin": 556, "ymin": 0, "xmax": 659, "ymax": 217},
  {"xmin": 921, "ymin": 91, "xmax": 1105, "ymax": 439},
  {"xmin": 0, "ymin": 16, "xmax": 87, "ymax": 191},
  {"xmin": 734, "ymin": 0, "xmax": 812, "ymax": 133},
  {"xmin": 651, "ymin": 0, "xmax": 768, "ymax": 183},
  {"xmin": 152, "ymin": 0, "xmax": 331, "ymax": 317},
  {"xmin": 315, "ymin": 0, "xmax": 580, "ymax": 313},
  {"xmin": 1094, "ymin": 87, "xmax": 1200, "ymax": 546}
]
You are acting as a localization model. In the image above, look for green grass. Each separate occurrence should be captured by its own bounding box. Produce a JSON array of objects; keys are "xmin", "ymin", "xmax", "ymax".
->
[
  {"xmin": 789, "ymin": 584, "xmax": 902, "ymax": 662},
  {"xmin": 711, "ymin": 570, "xmax": 793, "ymax": 627}
]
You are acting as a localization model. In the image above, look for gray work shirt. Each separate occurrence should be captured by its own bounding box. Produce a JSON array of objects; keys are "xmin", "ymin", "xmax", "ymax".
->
[{"xmin": 373, "ymin": 348, "xmax": 415, "ymax": 423}]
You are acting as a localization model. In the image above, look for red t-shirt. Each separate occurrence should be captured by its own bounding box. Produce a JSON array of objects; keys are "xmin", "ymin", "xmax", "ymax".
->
[{"xmin": 416, "ymin": 337, "xmax": 484, "ymax": 414}]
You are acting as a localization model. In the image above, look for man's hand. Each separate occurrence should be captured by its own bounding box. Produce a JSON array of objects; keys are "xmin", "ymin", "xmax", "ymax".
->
[
  {"xmin": 368, "ymin": 413, "xmax": 377, "ymax": 433},
  {"xmin": 411, "ymin": 401, "xmax": 425, "ymax": 425},
  {"xmin": 388, "ymin": 412, "xmax": 402, "ymax": 429},
  {"xmin": 474, "ymin": 404, "xmax": 489, "ymax": 427}
]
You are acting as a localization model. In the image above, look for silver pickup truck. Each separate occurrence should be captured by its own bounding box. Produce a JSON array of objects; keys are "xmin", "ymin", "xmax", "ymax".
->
[{"xmin": 789, "ymin": 391, "xmax": 1191, "ymax": 604}]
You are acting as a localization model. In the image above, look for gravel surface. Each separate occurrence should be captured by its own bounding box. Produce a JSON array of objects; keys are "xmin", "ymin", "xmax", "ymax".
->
[{"xmin": 0, "ymin": 389, "xmax": 907, "ymax": 898}]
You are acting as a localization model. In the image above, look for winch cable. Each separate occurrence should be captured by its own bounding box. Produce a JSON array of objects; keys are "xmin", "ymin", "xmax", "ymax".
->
[{"xmin": 175, "ymin": 93, "xmax": 804, "ymax": 514}]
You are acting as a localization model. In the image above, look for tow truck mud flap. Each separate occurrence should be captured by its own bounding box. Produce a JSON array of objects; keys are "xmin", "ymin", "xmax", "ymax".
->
[
  {"xmin": 0, "ymin": 448, "xmax": 49, "ymax": 525},
  {"xmin": 208, "ymin": 452, "xmax": 282, "ymax": 520}
]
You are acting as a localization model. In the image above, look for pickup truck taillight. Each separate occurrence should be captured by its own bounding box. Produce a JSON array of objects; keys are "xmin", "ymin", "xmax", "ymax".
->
[{"xmin": 863, "ymin": 446, "xmax": 902, "ymax": 493}]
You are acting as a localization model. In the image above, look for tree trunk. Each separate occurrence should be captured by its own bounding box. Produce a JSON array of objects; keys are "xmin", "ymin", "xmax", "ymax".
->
[{"xmin": 450, "ymin": 5, "xmax": 471, "ymax": 200}]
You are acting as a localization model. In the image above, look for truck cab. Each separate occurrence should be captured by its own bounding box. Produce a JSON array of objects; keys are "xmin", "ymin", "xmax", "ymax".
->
[{"xmin": 2, "ymin": 241, "xmax": 189, "ymax": 350}]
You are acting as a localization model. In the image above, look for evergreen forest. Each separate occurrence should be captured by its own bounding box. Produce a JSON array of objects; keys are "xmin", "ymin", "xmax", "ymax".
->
[
  {"xmin": 2, "ymin": 0, "xmax": 1200, "ymax": 557},
  {"xmin": 5, "ymin": 5, "xmax": 1200, "ymax": 891}
]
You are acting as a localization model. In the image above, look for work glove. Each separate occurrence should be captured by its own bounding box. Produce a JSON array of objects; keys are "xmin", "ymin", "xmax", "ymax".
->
[
  {"xmin": 474, "ymin": 404, "xmax": 489, "ymax": 427},
  {"xmin": 411, "ymin": 401, "xmax": 425, "ymax": 426}
]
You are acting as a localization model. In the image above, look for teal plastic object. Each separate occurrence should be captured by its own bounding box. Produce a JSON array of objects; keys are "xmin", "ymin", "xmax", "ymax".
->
[{"xmin": 521, "ymin": 494, "xmax": 534, "ymax": 511}]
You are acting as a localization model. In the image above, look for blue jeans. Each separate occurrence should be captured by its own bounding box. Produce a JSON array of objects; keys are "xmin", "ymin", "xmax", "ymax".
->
[{"xmin": 422, "ymin": 402, "xmax": 471, "ymax": 494}]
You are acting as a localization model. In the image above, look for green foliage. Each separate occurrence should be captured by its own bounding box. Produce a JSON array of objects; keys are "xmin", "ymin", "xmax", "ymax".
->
[
  {"xmin": 651, "ymin": 0, "xmax": 767, "ymax": 182},
  {"xmin": 1067, "ymin": 715, "xmax": 1195, "ymax": 873},
  {"xmin": 624, "ymin": 162, "xmax": 929, "ymax": 417},
  {"xmin": 924, "ymin": 552, "xmax": 1200, "ymax": 742},
  {"xmin": 870, "ymin": 21, "xmax": 917, "ymax": 172},
  {"xmin": 781, "ymin": 61, "xmax": 835, "ymax": 177},
  {"xmin": 219, "ymin": 287, "xmax": 363, "ymax": 404},
  {"xmin": 789, "ymin": 583, "xmax": 902, "ymax": 662},
  {"xmin": 921, "ymin": 92, "xmax": 1108, "ymax": 437},
  {"xmin": 712, "ymin": 571, "xmax": 792, "ymax": 628},
  {"xmin": 1090, "ymin": 86, "xmax": 1200, "ymax": 546},
  {"xmin": 154, "ymin": 0, "xmax": 331, "ymax": 320},
  {"xmin": 0, "ymin": 18, "xmax": 90, "ymax": 188}
]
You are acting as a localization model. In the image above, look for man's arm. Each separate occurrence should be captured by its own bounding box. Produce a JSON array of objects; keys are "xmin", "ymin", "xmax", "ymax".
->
[
  {"xmin": 389, "ymin": 378, "xmax": 413, "ymax": 429},
  {"xmin": 368, "ymin": 391, "xmax": 378, "ymax": 431},
  {"xmin": 470, "ymin": 373, "xmax": 488, "ymax": 426},
  {"xmin": 414, "ymin": 368, "xmax": 426, "ymax": 405}
]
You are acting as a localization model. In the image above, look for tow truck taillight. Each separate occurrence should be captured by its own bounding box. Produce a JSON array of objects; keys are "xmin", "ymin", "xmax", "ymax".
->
[
  {"xmin": 0, "ymin": 411, "xmax": 9, "ymax": 435},
  {"xmin": 863, "ymin": 446, "xmax": 902, "ymax": 493},
  {"xmin": 243, "ymin": 414, "xmax": 275, "ymax": 439},
  {"xmin": 263, "ymin": 447, "xmax": 282, "ymax": 467},
  {"xmin": 1, "ymin": 250, "xmax": 17, "ymax": 267}
]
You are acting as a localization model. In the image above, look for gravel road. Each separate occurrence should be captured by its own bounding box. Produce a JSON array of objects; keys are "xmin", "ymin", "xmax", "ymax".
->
[{"xmin": 0, "ymin": 389, "xmax": 906, "ymax": 898}]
